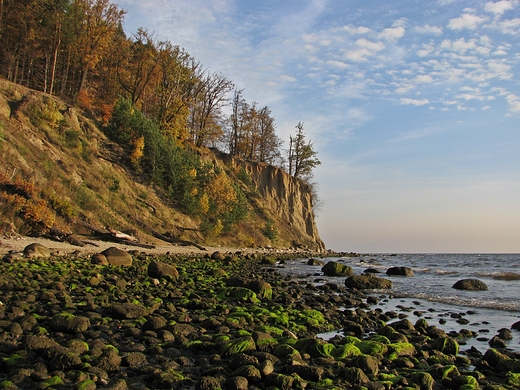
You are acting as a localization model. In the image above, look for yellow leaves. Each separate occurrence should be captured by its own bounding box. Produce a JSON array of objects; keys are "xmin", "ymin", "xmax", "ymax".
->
[
  {"xmin": 199, "ymin": 193, "xmax": 210, "ymax": 214},
  {"xmin": 189, "ymin": 168, "xmax": 197, "ymax": 177},
  {"xmin": 205, "ymin": 171, "xmax": 237, "ymax": 215},
  {"xmin": 130, "ymin": 136, "xmax": 145, "ymax": 165}
]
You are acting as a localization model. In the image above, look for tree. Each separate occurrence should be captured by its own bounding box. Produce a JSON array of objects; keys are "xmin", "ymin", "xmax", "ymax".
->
[{"xmin": 287, "ymin": 122, "xmax": 321, "ymax": 181}]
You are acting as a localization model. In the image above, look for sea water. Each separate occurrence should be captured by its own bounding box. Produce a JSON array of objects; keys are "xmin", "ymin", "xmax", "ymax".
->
[{"xmin": 276, "ymin": 253, "xmax": 520, "ymax": 353}]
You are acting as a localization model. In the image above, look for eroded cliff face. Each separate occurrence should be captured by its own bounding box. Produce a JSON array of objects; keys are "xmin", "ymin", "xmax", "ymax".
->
[{"xmin": 229, "ymin": 157, "xmax": 325, "ymax": 251}]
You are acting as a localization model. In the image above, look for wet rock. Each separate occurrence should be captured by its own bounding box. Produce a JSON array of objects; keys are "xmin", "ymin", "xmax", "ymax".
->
[
  {"xmin": 386, "ymin": 266, "xmax": 414, "ymax": 277},
  {"xmin": 322, "ymin": 261, "xmax": 354, "ymax": 276},
  {"xmin": 307, "ymin": 258, "xmax": 325, "ymax": 266},
  {"xmin": 489, "ymin": 335, "xmax": 507, "ymax": 348},
  {"xmin": 345, "ymin": 275, "xmax": 392, "ymax": 290},
  {"xmin": 452, "ymin": 279, "xmax": 488, "ymax": 291},
  {"xmin": 100, "ymin": 247, "xmax": 132, "ymax": 266}
]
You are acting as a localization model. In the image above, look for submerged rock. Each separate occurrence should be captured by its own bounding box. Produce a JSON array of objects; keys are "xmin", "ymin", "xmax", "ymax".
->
[
  {"xmin": 452, "ymin": 279, "xmax": 488, "ymax": 291},
  {"xmin": 345, "ymin": 275, "xmax": 392, "ymax": 289},
  {"xmin": 322, "ymin": 261, "xmax": 354, "ymax": 276},
  {"xmin": 386, "ymin": 266, "xmax": 414, "ymax": 277}
]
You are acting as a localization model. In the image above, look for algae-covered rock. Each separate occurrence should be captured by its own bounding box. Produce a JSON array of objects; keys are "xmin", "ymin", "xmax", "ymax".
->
[
  {"xmin": 220, "ymin": 336, "xmax": 256, "ymax": 357},
  {"xmin": 332, "ymin": 343, "xmax": 362, "ymax": 359},
  {"xmin": 412, "ymin": 371, "xmax": 435, "ymax": 390},
  {"xmin": 387, "ymin": 342, "xmax": 417, "ymax": 359},
  {"xmin": 355, "ymin": 340, "xmax": 388, "ymax": 355},
  {"xmin": 221, "ymin": 287, "xmax": 260, "ymax": 303},
  {"xmin": 432, "ymin": 337, "xmax": 459, "ymax": 356},
  {"xmin": 273, "ymin": 344, "xmax": 302, "ymax": 360},
  {"xmin": 252, "ymin": 331, "xmax": 278, "ymax": 352},
  {"xmin": 322, "ymin": 261, "xmax": 354, "ymax": 277},
  {"xmin": 246, "ymin": 280, "xmax": 272, "ymax": 300},
  {"xmin": 294, "ymin": 338, "xmax": 335, "ymax": 358},
  {"xmin": 264, "ymin": 373, "xmax": 294, "ymax": 389},
  {"xmin": 352, "ymin": 355, "xmax": 380, "ymax": 377},
  {"xmin": 230, "ymin": 365, "xmax": 261, "ymax": 383}
]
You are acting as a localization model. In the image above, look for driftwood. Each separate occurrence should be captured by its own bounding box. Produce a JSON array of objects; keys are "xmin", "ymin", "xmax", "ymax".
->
[
  {"xmin": 40, "ymin": 226, "xmax": 87, "ymax": 247},
  {"xmin": 131, "ymin": 218, "xmax": 206, "ymax": 251},
  {"xmin": 77, "ymin": 222, "xmax": 156, "ymax": 249}
]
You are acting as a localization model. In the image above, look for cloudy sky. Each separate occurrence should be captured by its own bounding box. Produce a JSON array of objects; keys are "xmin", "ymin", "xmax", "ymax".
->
[{"xmin": 114, "ymin": 0, "xmax": 520, "ymax": 253}]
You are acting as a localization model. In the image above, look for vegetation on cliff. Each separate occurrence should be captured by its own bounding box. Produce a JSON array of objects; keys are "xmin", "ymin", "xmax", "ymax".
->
[{"xmin": 0, "ymin": 0, "xmax": 324, "ymax": 249}]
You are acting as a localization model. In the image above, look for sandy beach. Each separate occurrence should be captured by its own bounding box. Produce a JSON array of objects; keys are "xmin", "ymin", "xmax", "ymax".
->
[{"xmin": 0, "ymin": 234, "xmax": 315, "ymax": 259}]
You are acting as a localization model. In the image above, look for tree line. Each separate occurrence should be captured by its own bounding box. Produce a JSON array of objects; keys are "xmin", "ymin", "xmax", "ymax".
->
[{"xmin": 0, "ymin": 0, "xmax": 320, "ymax": 183}]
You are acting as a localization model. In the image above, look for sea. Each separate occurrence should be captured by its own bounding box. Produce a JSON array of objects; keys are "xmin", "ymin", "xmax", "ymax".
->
[{"xmin": 276, "ymin": 253, "xmax": 520, "ymax": 354}]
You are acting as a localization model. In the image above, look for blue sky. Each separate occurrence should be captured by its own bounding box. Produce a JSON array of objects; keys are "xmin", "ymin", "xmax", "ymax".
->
[{"xmin": 114, "ymin": 0, "xmax": 520, "ymax": 253}]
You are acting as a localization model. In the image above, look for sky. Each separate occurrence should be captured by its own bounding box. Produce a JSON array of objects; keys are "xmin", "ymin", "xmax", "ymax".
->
[{"xmin": 113, "ymin": 0, "xmax": 520, "ymax": 253}]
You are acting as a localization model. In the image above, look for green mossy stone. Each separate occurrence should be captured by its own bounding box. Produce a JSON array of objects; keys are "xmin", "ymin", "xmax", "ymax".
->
[
  {"xmin": 432, "ymin": 337, "xmax": 459, "ymax": 356},
  {"xmin": 0, "ymin": 381, "xmax": 16, "ymax": 390},
  {"xmin": 411, "ymin": 371, "xmax": 435, "ymax": 390},
  {"xmin": 294, "ymin": 338, "xmax": 335, "ymax": 358},
  {"xmin": 221, "ymin": 287, "xmax": 260, "ymax": 303},
  {"xmin": 220, "ymin": 336, "xmax": 256, "ymax": 356},
  {"xmin": 332, "ymin": 343, "xmax": 362, "ymax": 359},
  {"xmin": 388, "ymin": 342, "xmax": 416, "ymax": 358},
  {"xmin": 273, "ymin": 344, "xmax": 302, "ymax": 360},
  {"xmin": 76, "ymin": 379, "xmax": 97, "ymax": 390},
  {"xmin": 299, "ymin": 309, "xmax": 326, "ymax": 327},
  {"xmin": 355, "ymin": 340, "xmax": 388, "ymax": 355},
  {"xmin": 507, "ymin": 372, "xmax": 520, "ymax": 387},
  {"xmin": 368, "ymin": 334, "xmax": 391, "ymax": 344}
]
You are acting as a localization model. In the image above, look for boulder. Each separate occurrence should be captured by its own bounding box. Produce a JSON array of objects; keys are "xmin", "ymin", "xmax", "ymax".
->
[
  {"xmin": 322, "ymin": 261, "xmax": 354, "ymax": 276},
  {"xmin": 111, "ymin": 303, "xmax": 150, "ymax": 319},
  {"xmin": 101, "ymin": 247, "xmax": 132, "ymax": 266},
  {"xmin": 386, "ymin": 266, "xmax": 414, "ymax": 277},
  {"xmin": 452, "ymin": 279, "xmax": 488, "ymax": 291},
  {"xmin": 49, "ymin": 312, "xmax": 90, "ymax": 333},
  {"xmin": 211, "ymin": 251, "xmax": 225, "ymax": 261},
  {"xmin": 91, "ymin": 253, "xmax": 108, "ymax": 265},
  {"xmin": 23, "ymin": 243, "xmax": 52, "ymax": 258},
  {"xmin": 148, "ymin": 261, "xmax": 179, "ymax": 280},
  {"xmin": 345, "ymin": 275, "xmax": 392, "ymax": 290}
]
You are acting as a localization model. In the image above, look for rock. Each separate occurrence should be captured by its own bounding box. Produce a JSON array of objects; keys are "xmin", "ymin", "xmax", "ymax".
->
[
  {"xmin": 386, "ymin": 266, "xmax": 414, "ymax": 277},
  {"xmin": 148, "ymin": 261, "xmax": 179, "ymax": 280},
  {"xmin": 196, "ymin": 377, "xmax": 222, "ymax": 390},
  {"xmin": 96, "ymin": 349, "xmax": 121, "ymax": 372},
  {"xmin": 489, "ymin": 335, "xmax": 507, "ymax": 348},
  {"xmin": 498, "ymin": 328, "xmax": 513, "ymax": 340},
  {"xmin": 211, "ymin": 251, "xmax": 225, "ymax": 261},
  {"xmin": 23, "ymin": 243, "xmax": 52, "ymax": 258},
  {"xmin": 345, "ymin": 275, "xmax": 392, "ymax": 290},
  {"xmin": 307, "ymin": 258, "xmax": 325, "ymax": 266},
  {"xmin": 111, "ymin": 303, "xmax": 150, "ymax": 319},
  {"xmin": 342, "ymin": 367, "xmax": 370, "ymax": 386},
  {"xmin": 49, "ymin": 312, "xmax": 90, "ymax": 333},
  {"xmin": 286, "ymin": 365, "xmax": 324, "ymax": 381},
  {"xmin": 245, "ymin": 280, "xmax": 272, "ymax": 299},
  {"xmin": 322, "ymin": 261, "xmax": 354, "ymax": 276},
  {"xmin": 224, "ymin": 376, "xmax": 248, "ymax": 390},
  {"xmin": 91, "ymin": 253, "xmax": 108, "ymax": 265},
  {"xmin": 452, "ymin": 279, "xmax": 488, "ymax": 291},
  {"xmin": 100, "ymin": 247, "xmax": 132, "ymax": 266}
]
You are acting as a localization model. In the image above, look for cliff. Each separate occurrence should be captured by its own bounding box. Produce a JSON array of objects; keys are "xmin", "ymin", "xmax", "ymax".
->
[{"xmin": 0, "ymin": 79, "xmax": 324, "ymax": 250}]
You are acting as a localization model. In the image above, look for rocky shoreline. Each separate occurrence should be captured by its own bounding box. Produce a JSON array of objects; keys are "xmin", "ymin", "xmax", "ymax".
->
[{"xmin": 1, "ymin": 243, "xmax": 520, "ymax": 389}]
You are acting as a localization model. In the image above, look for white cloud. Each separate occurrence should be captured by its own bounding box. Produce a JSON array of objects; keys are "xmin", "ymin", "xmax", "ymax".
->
[
  {"xmin": 355, "ymin": 38, "xmax": 385, "ymax": 52},
  {"xmin": 341, "ymin": 25, "xmax": 372, "ymax": 35},
  {"xmin": 327, "ymin": 60, "xmax": 349, "ymax": 69},
  {"xmin": 495, "ymin": 18, "xmax": 520, "ymax": 34},
  {"xmin": 448, "ymin": 13, "xmax": 486, "ymax": 30},
  {"xmin": 344, "ymin": 48, "xmax": 372, "ymax": 62},
  {"xmin": 400, "ymin": 98, "xmax": 430, "ymax": 106},
  {"xmin": 484, "ymin": 0, "xmax": 516, "ymax": 15},
  {"xmin": 487, "ymin": 60, "xmax": 513, "ymax": 79},
  {"xmin": 505, "ymin": 93, "xmax": 520, "ymax": 112},
  {"xmin": 379, "ymin": 26, "xmax": 405, "ymax": 41},
  {"xmin": 415, "ymin": 24, "xmax": 443, "ymax": 35},
  {"xmin": 415, "ymin": 75, "xmax": 434, "ymax": 84}
]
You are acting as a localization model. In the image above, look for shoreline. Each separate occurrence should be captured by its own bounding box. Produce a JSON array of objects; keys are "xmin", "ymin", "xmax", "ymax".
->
[
  {"xmin": 0, "ymin": 247, "xmax": 519, "ymax": 388},
  {"xmin": 0, "ymin": 235, "xmax": 330, "ymax": 259}
]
